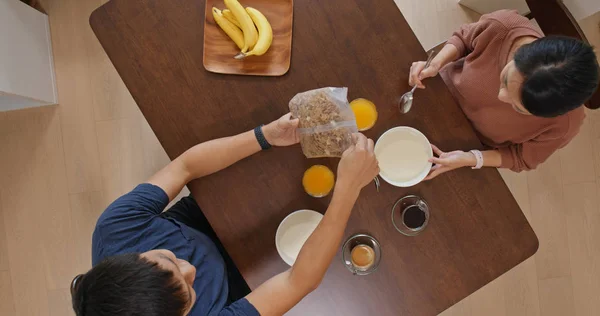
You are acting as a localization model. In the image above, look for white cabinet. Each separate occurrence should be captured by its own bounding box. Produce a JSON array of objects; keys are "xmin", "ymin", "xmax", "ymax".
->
[
  {"xmin": 458, "ymin": 0, "xmax": 600, "ymax": 21},
  {"xmin": 0, "ymin": 0, "xmax": 57, "ymax": 112}
]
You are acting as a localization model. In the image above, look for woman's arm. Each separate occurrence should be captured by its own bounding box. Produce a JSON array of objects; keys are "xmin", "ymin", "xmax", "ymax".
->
[
  {"xmin": 425, "ymin": 123, "xmax": 580, "ymax": 179},
  {"xmin": 409, "ymin": 11, "xmax": 511, "ymax": 89},
  {"xmin": 424, "ymin": 145, "xmax": 502, "ymax": 180},
  {"xmin": 482, "ymin": 150, "xmax": 502, "ymax": 167},
  {"xmin": 409, "ymin": 44, "xmax": 459, "ymax": 89},
  {"xmin": 430, "ymin": 44, "xmax": 460, "ymax": 73},
  {"xmin": 148, "ymin": 113, "xmax": 299, "ymax": 200}
]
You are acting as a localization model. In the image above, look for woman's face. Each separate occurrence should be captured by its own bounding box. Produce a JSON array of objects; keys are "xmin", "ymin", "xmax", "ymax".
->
[{"xmin": 498, "ymin": 60, "xmax": 531, "ymax": 115}]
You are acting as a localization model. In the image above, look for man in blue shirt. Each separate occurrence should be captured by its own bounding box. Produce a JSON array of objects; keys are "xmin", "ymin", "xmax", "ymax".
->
[{"xmin": 70, "ymin": 113, "xmax": 379, "ymax": 316}]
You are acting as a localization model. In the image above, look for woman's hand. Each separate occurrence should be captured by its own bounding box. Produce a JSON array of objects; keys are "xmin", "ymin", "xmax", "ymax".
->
[
  {"xmin": 263, "ymin": 113, "xmax": 300, "ymax": 147},
  {"xmin": 424, "ymin": 145, "xmax": 476, "ymax": 180},
  {"xmin": 408, "ymin": 61, "xmax": 440, "ymax": 89}
]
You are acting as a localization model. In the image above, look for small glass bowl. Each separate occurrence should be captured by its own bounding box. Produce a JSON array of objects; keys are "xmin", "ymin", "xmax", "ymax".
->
[
  {"xmin": 391, "ymin": 195, "xmax": 430, "ymax": 236},
  {"xmin": 341, "ymin": 233, "xmax": 382, "ymax": 275}
]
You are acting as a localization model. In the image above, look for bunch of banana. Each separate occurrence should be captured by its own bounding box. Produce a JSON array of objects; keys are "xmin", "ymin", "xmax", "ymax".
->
[
  {"xmin": 212, "ymin": 0, "xmax": 272, "ymax": 59},
  {"xmin": 212, "ymin": 8, "xmax": 244, "ymax": 50}
]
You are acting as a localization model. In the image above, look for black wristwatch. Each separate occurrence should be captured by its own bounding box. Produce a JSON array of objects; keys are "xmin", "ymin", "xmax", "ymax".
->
[{"xmin": 254, "ymin": 125, "xmax": 272, "ymax": 150}]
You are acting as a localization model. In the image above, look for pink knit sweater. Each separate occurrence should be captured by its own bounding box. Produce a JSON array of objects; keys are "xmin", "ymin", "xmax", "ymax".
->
[{"xmin": 440, "ymin": 10, "xmax": 585, "ymax": 172}]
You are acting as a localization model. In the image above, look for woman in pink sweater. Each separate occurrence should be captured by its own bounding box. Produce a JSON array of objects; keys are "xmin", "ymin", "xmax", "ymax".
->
[{"xmin": 409, "ymin": 10, "xmax": 599, "ymax": 178}]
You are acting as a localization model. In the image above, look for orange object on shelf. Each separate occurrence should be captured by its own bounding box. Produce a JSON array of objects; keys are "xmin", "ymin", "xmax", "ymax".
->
[
  {"xmin": 350, "ymin": 98, "xmax": 378, "ymax": 131},
  {"xmin": 302, "ymin": 165, "xmax": 335, "ymax": 197}
]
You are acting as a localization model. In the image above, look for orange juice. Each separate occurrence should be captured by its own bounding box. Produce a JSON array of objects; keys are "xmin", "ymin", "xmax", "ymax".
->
[
  {"xmin": 350, "ymin": 98, "xmax": 378, "ymax": 131},
  {"xmin": 302, "ymin": 165, "xmax": 335, "ymax": 197}
]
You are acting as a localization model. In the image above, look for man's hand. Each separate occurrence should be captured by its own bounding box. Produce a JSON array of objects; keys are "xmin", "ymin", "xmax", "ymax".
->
[
  {"xmin": 262, "ymin": 113, "xmax": 300, "ymax": 147},
  {"xmin": 337, "ymin": 133, "xmax": 380, "ymax": 193},
  {"xmin": 424, "ymin": 144, "xmax": 476, "ymax": 180}
]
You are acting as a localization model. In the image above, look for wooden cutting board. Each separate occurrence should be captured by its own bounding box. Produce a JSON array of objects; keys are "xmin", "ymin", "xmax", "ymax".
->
[{"xmin": 203, "ymin": 0, "xmax": 293, "ymax": 76}]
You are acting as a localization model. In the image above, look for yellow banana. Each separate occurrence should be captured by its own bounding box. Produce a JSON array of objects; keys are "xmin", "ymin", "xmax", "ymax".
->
[
  {"xmin": 222, "ymin": 9, "xmax": 241, "ymax": 28},
  {"xmin": 212, "ymin": 8, "xmax": 244, "ymax": 50},
  {"xmin": 224, "ymin": 0, "xmax": 257, "ymax": 53},
  {"xmin": 235, "ymin": 7, "xmax": 273, "ymax": 59}
]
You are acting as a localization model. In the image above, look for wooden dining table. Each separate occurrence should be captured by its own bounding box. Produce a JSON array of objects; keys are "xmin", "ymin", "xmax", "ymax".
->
[{"xmin": 90, "ymin": 0, "xmax": 539, "ymax": 314}]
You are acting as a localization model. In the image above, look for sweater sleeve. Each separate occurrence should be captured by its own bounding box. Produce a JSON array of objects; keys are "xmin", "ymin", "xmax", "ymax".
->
[
  {"xmin": 498, "ymin": 113, "xmax": 584, "ymax": 172},
  {"xmin": 446, "ymin": 10, "xmax": 530, "ymax": 58}
]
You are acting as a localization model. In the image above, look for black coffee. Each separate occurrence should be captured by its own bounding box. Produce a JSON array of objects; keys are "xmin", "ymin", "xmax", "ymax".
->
[{"xmin": 403, "ymin": 205, "xmax": 426, "ymax": 229}]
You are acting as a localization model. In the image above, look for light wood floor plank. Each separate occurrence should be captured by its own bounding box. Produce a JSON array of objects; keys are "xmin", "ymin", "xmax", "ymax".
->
[
  {"xmin": 588, "ymin": 110, "xmax": 600, "ymax": 180},
  {"xmin": 0, "ymin": 107, "xmax": 62, "ymax": 315},
  {"xmin": 84, "ymin": 23, "xmax": 140, "ymax": 121},
  {"xmin": 498, "ymin": 171, "xmax": 541, "ymax": 316},
  {"xmin": 502, "ymin": 258, "xmax": 541, "ymax": 316},
  {"xmin": 559, "ymin": 117, "xmax": 596, "ymax": 185},
  {"xmin": 96, "ymin": 117, "xmax": 148, "ymax": 202},
  {"xmin": 0, "ymin": 106, "xmax": 78, "ymax": 290},
  {"xmin": 466, "ymin": 277, "xmax": 506, "ymax": 316},
  {"xmin": 538, "ymin": 276, "xmax": 576, "ymax": 316},
  {"xmin": 96, "ymin": 116, "xmax": 189, "ymax": 204},
  {"xmin": 48, "ymin": 2, "xmax": 103, "ymax": 194},
  {"xmin": 527, "ymin": 154, "xmax": 572, "ymax": 280},
  {"xmin": 69, "ymin": 191, "xmax": 110, "ymax": 273},
  {"xmin": 438, "ymin": 297, "xmax": 472, "ymax": 316},
  {"xmin": 563, "ymin": 182, "xmax": 600, "ymax": 316},
  {"xmin": 48, "ymin": 288, "xmax": 75, "ymax": 316},
  {"xmin": 499, "ymin": 169, "xmax": 532, "ymax": 222},
  {"xmin": 0, "ymin": 271, "xmax": 16, "ymax": 316},
  {"xmin": 395, "ymin": 0, "xmax": 480, "ymax": 50},
  {"xmin": 0, "ymin": 193, "xmax": 9, "ymax": 271}
]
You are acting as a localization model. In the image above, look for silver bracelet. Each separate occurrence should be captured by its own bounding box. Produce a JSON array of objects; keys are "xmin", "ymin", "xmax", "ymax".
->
[{"xmin": 470, "ymin": 150, "xmax": 484, "ymax": 169}]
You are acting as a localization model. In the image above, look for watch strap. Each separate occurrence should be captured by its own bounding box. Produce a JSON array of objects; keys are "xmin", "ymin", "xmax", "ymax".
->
[{"xmin": 254, "ymin": 125, "xmax": 272, "ymax": 150}]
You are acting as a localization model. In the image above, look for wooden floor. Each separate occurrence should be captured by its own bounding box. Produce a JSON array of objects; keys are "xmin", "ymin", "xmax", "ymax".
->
[{"xmin": 0, "ymin": 0, "xmax": 598, "ymax": 315}]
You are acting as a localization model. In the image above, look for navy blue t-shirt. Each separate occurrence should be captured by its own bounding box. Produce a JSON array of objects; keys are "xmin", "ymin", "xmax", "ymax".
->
[{"xmin": 92, "ymin": 184, "xmax": 259, "ymax": 316}]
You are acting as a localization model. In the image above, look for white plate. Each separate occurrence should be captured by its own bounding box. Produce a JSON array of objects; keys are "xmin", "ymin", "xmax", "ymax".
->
[
  {"xmin": 275, "ymin": 210, "xmax": 323, "ymax": 266},
  {"xmin": 374, "ymin": 126, "xmax": 433, "ymax": 187}
]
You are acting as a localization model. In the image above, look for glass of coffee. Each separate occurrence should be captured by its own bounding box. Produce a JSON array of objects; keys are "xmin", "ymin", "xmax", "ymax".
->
[
  {"xmin": 391, "ymin": 195, "xmax": 429, "ymax": 236},
  {"xmin": 341, "ymin": 234, "xmax": 382, "ymax": 275},
  {"xmin": 351, "ymin": 244, "xmax": 376, "ymax": 270}
]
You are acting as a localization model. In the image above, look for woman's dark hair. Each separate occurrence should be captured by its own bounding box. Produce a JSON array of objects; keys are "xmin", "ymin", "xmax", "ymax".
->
[
  {"xmin": 514, "ymin": 35, "xmax": 599, "ymax": 118},
  {"xmin": 71, "ymin": 253, "xmax": 188, "ymax": 316}
]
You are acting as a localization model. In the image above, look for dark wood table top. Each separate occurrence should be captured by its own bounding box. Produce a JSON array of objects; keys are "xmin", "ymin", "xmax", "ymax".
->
[{"xmin": 90, "ymin": 0, "xmax": 538, "ymax": 314}]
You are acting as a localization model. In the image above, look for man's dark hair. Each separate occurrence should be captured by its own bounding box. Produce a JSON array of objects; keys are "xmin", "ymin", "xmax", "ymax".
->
[
  {"xmin": 71, "ymin": 253, "xmax": 188, "ymax": 316},
  {"xmin": 514, "ymin": 35, "xmax": 599, "ymax": 118}
]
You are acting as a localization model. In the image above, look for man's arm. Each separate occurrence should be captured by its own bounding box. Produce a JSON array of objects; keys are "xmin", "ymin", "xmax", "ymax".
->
[
  {"xmin": 246, "ymin": 133, "xmax": 379, "ymax": 316},
  {"xmin": 148, "ymin": 113, "xmax": 299, "ymax": 200},
  {"xmin": 147, "ymin": 129, "xmax": 261, "ymax": 200}
]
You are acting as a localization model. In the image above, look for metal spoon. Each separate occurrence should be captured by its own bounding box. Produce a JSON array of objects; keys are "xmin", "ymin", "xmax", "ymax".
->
[{"xmin": 398, "ymin": 50, "xmax": 435, "ymax": 114}]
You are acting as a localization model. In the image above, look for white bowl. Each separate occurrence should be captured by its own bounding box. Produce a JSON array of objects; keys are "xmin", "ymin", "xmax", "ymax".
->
[
  {"xmin": 374, "ymin": 126, "xmax": 433, "ymax": 187},
  {"xmin": 275, "ymin": 210, "xmax": 323, "ymax": 266}
]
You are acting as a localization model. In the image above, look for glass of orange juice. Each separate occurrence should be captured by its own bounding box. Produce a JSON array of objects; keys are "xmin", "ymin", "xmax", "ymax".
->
[
  {"xmin": 350, "ymin": 98, "xmax": 378, "ymax": 131},
  {"xmin": 302, "ymin": 165, "xmax": 335, "ymax": 197}
]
